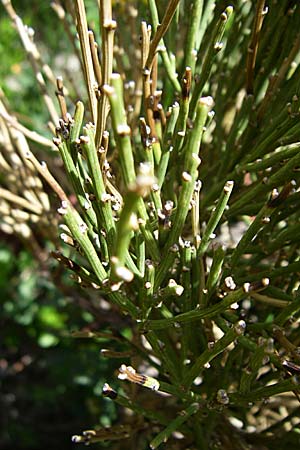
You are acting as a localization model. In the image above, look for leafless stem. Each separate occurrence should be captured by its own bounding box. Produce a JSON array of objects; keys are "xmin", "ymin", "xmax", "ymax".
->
[
  {"xmin": 56, "ymin": 77, "xmax": 68, "ymax": 120},
  {"xmin": 0, "ymin": 188, "xmax": 43, "ymax": 214},
  {"xmin": 2, "ymin": 0, "xmax": 59, "ymax": 125},
  {"xmin": 246, "ymin": 0, "xmax": 266, "ymax": 95},
  {"xmin": 141, "ymin": 22, "xmax": 157, "ymax": 140},
  {"xmin": 88, "ymin": 31, "xmax": 102, "ymax": 86},
  {"xmin": 74, "ymin": 0, "xmax": 97, "ymax": 122},
  {"xmin": 25, "ymin": 150, "xmax": 67, "ymax": 202},
  {"xmin": 0, "ymin": 109, "xmax": 54, "ymax": 148},
  {"xmin": 257, "ymin": 32, "xmax": 300, "ymax": 120},
  {"xmin": 145, "ymin": 0, "xmax": 180, "ymax": 71},
  {"xmin": 95, "ymin": 0, "xmax": 116, "ymax": 154}
]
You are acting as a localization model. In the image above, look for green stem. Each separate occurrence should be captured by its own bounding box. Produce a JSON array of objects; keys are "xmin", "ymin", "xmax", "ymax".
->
[
  {"xmin": 111, "ymin": 165, "xmax": 154, "ymax": 281},
  {"xmin": 56, "ymin": 139, "xmax": 97, "ymax": 231},
  {"xmin": 155, "ymin": 97, "xmax": 212, "ymax": 288},
  {"xmin": 105, "ymin": 75, "xmax": 160, "ymax": 261},
  {"xmin": 239, "ymin": 345, "xmax": 266, "ymax": 394},
  {"xmin": 145, "ymin": 287, "xmax": 247, "ymax": 330},
  {"xmin": 229, "ymin": 377, "xmax": 300, "ymax": 405},
  {"xmin": 206, "ymin": 244, "xmax": 225, "ymax": 297},
  {"xmin": 81, "ymin": 124, "xmax": 116, "ymax": 246},
  {"xmin": 182, "ymin": 0, "xmax": 203, "ymax": 73},
  {"xmin": 149, "ymin": 403, "xmax": 199, "ymax": 449},
  {"xmin": 198, "ymin": 180, "xmax": 234, "ymax": 257},
  {"xmin": 189, "ymin": 6, "xmax": 233, "ymax": 117},
  {"xmin": 183, "ymin": 320, "xmax": 246, "ymax": 387},
  {"xmin": 158, "ymin": 102, "xmax": 180, "ymax": 187}
]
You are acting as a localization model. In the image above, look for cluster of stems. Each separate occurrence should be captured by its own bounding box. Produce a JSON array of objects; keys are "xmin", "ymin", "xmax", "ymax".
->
[{"xmin": 1, "ymin": 0, "xmax": 300, "ymax": 448}]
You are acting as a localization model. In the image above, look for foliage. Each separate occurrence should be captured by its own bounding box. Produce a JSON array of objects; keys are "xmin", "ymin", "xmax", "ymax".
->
[{"xmin": 1, "ymin": 0, "xmax": 300, "ymax": 449}]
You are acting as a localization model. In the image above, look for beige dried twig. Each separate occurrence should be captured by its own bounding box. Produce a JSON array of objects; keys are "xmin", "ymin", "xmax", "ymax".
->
[
  {"xmin": 144, "ymin": 0, "xmax": 180, "ymax": 71},
  {"xmin": 88, "ymin": 30, "xmax": 102, "ymax": 86},
  {"xmin": 246, "ymin": 0, "xmax": 266, "ymax": 95},
  {"xmin": 0, "ymin": 109, "xmax": 55, "ymax": 148},
  {"xmin": 74, "ymin": 0, "xmax": 97, "ymax": 122},
  {"xmin": 95, "ymin": 0, "xmax": 116, "ymax": 155},
  {"xmin": 2, "ymin": 0, "xmax": 60, "ymax": 126}
]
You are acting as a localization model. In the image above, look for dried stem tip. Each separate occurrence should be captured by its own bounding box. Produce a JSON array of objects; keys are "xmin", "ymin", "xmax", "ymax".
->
[
  {"xmin": 199, "ymin": 96, "xmax": 214, "ymax": 108},
  {"xmin": 118, "ymin": 364, "xmax": 160, "ymax": 391},
  {"xmin": 182, "ymin": 67, "xmax": 192, "ymax": 98},
  {"xmin": 224, "ymin": 180, "xmax": 234, "ymax": 193}
]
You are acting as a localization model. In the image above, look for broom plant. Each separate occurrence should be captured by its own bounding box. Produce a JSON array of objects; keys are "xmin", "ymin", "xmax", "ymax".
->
[{"xmin": 1, "ymin": 0, "xmax": 300, "ymax": 448}]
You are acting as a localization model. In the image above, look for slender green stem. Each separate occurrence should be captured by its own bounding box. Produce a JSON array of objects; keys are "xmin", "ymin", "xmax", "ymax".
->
[
  {"xmin": 239, "ymin": 345, "xmax": 266, "ymax": 394},
  {"xmin": 206, "ymin": 244, "xmax": 225, "ymax": 296},
  {"xmin": 145, "ymin": 287, "xmax": 247, "ymax": 330},
  {"xmin": 158, "ymin": 102, "xmax": 180, "ymax": 187},
  {"xmin": 198, "ymin": 180, "xmax": 234, "ymax": 257},
  {"xmin": 145, "ymin": 331, "xmax": 182, "ymax": 385},
  {"xmin": 230, "ymin": 203, "xmax": 273, "ymax": 269},
  {"xmin": 149, "ymin": 403, "xmax": 199, "ymax": 449},
  {"xmin": 229, "ymin": 377, "xmax": 300, "ymax": 405},
  {"xmin": 63, "ymin": 204, "xmax": 107, "ymax": 283},
  {"xmin": 111, "ymin": 165, "xmax": 154, "ymax": 281},
  {"xmin": 81, "ymin": 124, "xmax": 116, "ymax": 245},
  {"xmin": 241, "ymin": 143, "xmax": 300, "ymax": 173},
  {"xmin": 106, "ymin": 390, "xmax": 171, "ymax": 426},
  {"xmin": 183, "ymin": 320, "xmax": 246, "ymax": 387},
  {"xmin": 182, "ymin": 0, "xmax": 203, "ymax": 73},
  {"xmin": 105, "ymin": 74, "xmax": 160, "ymax": 260},
  {"xmin": 229, "ymin": 153, "xmax": 300, "ymax": 217},
  {"xmin": 189, "ymin": 6, "xmax": 233, "ymax": 117},
  {"xmin": 275, "ymin": 296, "xmax": 300, "ymax": 327},
  {"xmin": 55, "ymin": 138, "xmax": 97, "ymax": 230},
  {"xmin": 155, "ymin": 97, "xmax": 212, "ymax": 288},
  {"xmin": 172, "ymin": 67, "xmax": 192, "ymax": 159},
  {"xmin": 250, "ymin": 292, "xmax": 290, "ymax": 308},
  {"xmin": 103, "ymin": 76, "xmax": 135, "ymax": 186},
  {"xmin": 69, "ymin": 101, "xmax": 84, "ymax": 142}
]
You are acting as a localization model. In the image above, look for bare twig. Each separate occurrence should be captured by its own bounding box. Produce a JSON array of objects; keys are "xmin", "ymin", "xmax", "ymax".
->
[
  {"xmin": 145, "ymin": 0, "xmax": 181, "ymax": 71},
  {"xmin": 88, "ymin": 31, "xmax": 102, "ymax": 86},
  {"xmin": 246, "ymin": 0, "xmax": 266, "ymax": 95},
  {"xmin": 74, "ymin": 0, "xmax": 97, "ymax": 122},
  {"xmin": 95, "ymin": 0, "xmax": 116, "ymax": 154},
  {"xmin": 2, "ymin": 0, "xmax": 60, "ymax": 125},
  {"xmin": 56, "ymin": 77, "xmax": 68, "ymax": 120},
  {"xmin": 0, "ymin": 109, "xmax": 54, "ymax": 148}
]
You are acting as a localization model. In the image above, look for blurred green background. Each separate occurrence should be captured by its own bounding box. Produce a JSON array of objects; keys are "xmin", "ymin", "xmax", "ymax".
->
[
  {"xmin": 0, "ymin": 242, "xmax": 120, "ymax": 449},
  {"xmin": 0, "ymin": 2, "xmax": 118, "ymax": 448}
]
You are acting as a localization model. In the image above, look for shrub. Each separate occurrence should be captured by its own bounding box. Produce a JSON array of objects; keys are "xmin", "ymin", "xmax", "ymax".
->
[{"xmin": 1, "ymin": 0, "xmax": 300, "ymax": 448}]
